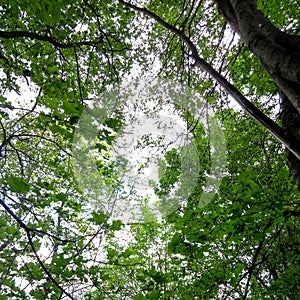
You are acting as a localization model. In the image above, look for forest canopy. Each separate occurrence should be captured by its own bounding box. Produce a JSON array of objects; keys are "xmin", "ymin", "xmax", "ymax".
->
[{"xmin": 0, "ymin": 0, "xmax": 299, "ymax": 299}]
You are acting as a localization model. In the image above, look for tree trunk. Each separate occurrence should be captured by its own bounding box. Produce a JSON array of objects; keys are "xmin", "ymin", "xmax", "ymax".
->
[
  {"xmin": 120, "ymin": 0, "xmax": 300, "ymax": 189},
  {"xmin": 214, "ymin": 0, "xmax": 300, "ymax": 189},
  {"xmin": 281, "ymin": 93, "xmax": 300, "ymax": 189}
]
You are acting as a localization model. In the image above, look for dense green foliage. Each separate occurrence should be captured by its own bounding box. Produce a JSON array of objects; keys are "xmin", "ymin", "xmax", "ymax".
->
[{"xmin": 0, "ymin": 0, "xmax": 299, "ymax": 299}]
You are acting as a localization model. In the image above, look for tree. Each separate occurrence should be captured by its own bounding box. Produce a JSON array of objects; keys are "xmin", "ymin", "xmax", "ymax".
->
[
  {"xmin": 119, "ymin": 0, "xmax": 300, "ymax": 188},
  {"xmin": 0, "ymin": 0, "xmax": 299, "ymax": 299},
  {"xmin": 213, "ymin": 0, "xmax": 300, "ymax": 189}
]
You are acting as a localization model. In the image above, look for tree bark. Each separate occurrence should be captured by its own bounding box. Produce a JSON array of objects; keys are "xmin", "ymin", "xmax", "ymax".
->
[
  {"xmin": 214, "ymin": 0, "xmax": 300, "ymax": 189},
  {"xmin": 119, "ymin": 0, "xmax": 300, "ymax": 189},
  {"xmin": 281, "ymin": 93, "xmax": 300, "ymax": 189},
  {"xmin": 214, "ymin": 0, "xmax": 300, "ymax": 115}
]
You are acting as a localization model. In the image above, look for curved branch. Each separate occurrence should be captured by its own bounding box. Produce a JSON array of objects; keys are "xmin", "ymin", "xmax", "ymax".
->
[
  {"xmin": 0, "ymin": 30, "xmax": 103, "ymax": 49},
  {"xmin": 27, "ymin": 232, "xmax": 75, "ymax": 300},
  {"xmin": 0, "ymin": 197, "xmax": 75, "ymax": 299},
  {"xmin": 0, "ymin": 193, "xmax": 76, "ymax": 244},
  {"xmin": 14, "ymin": 133, "xmax": 71, "ymax": 156},
  {"xmin": 118, "ymin": 0, "xmax": 300, "ymax": 161}
]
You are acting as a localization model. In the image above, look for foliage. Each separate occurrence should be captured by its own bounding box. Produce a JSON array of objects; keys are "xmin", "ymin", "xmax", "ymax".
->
[{"xmin": 0, "ymin": 0, "xmax": 299, "ymax": 299}]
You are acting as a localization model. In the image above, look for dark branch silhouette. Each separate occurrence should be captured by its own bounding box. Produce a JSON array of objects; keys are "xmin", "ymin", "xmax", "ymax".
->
[{"xmin": 0, "ymin": 30, "xmax": 103, "ymax": 49}]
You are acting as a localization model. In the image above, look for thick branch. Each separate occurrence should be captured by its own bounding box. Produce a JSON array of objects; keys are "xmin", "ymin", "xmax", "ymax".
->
[
  {"xmin": 118, "ymin": 0, "xmax": 199, "ymax": 57},
  {"xmin": 0, "ymin": 30, "xmax": 103, "ymax": 49},
  {"xmin": 119, "ymin": 0, "xmax": 300, "ymax": 161},
  {"xmin": 193, "ymin": 57, "xmax": 300, "ymax": 161},
  {"xmin": 214, "ymin": 0, "xmax": 240, "ymax": 33}
]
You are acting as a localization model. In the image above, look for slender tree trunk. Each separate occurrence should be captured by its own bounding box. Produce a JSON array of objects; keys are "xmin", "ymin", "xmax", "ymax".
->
[{"xmin": 214, "ymin": 0, "xmax": 300, "ymax": 189}]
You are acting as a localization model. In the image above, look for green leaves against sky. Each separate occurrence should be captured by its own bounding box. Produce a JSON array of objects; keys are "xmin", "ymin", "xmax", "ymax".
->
[{"xmin": 0, "ymin": 0, "xmax": 299, "ymax": 299}]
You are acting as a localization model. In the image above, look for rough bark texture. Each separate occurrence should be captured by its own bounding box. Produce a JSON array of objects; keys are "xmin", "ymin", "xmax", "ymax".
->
[
  {"xmin": 281, "ymin": 93, "xmax": 300, "ymax": 190},
  {"xmin": 214, "ymin": 0, "xmax": 300, "ymax": 189},
  {"xmin": 215, "ymin": 0, "xmax": 300, "ymax": 114},
  {"xmin": 120, "ymin": 0, "xmax": 300, "ymax": 162}
]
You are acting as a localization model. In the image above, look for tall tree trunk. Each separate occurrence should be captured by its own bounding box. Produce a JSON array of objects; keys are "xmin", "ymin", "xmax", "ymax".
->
[
  {"xmin": 214, "ymin": 0, "xmax": 300, "ymax": 189},
  {"xmin": 281, "ymin": 93, "xmax": 300, "ymax": 189},
  {"xmin": 120, "ymin": 0, "xmax": 300, "ymax": 189}
]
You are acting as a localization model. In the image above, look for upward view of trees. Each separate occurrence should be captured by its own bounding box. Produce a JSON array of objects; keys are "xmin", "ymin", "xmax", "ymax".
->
[{"xmin": 0, "ymin": 0, "xmax": 299, "ymax": 299}]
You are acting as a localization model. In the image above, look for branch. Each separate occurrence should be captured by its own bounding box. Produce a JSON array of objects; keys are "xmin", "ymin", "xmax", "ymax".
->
[
  {"xmin": 74, "ymin": 47, "xmax": 84, "ymax": 103},
  {"xmin": 14, "ymin": 133, "xmax": 72, "ymax": 156},
  {"xmin": 0, "ymin": 193, "xmax": 75, "ymax": 244},
  {"xmin": 0, "ymin": 30, "xmax": 103, "ymax": 49},
  {"xmin": 12, "ymin": 88, "xmax": 41, "ymax": 127},
  {"xmin": 27, "ymin": 232, "xmax": 75, "ymax": 300},
  {"xmin": 0, "ymin": 197, "xmax": 75, "ymax": 299},
  {"xmin": 243, "ymin": 238, "xmax": 264, "ymax": 299},
  {"xmin": 118, "ymin": 0, "xmax": 300, "ymax": 161},
  {"xmin": 118, "ymin": 0, "xmax": 199, "ymax": 57}
]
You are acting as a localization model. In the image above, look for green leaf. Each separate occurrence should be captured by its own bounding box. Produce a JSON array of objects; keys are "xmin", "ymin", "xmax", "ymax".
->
[
  {"xmin": 104, "ymin": 118, "xmax": 123, "ymax": 131},
  {"xmin": 133, "ymin": 293, "xmax": 145, "ymax": 300},
  {"xmin": 6, "ymin": 176, "xmax": 30, "ymax": 194},
  {"xmin": 121, "ymin": 248, "xmax": 135, "ymax": 258},
  {"xmin": 90, "ymin": 211, "xmax": 109, "ymax": 225},
  {"xmin": 146, "ymin": 290, "xmax": 160, "ymax": 299},
  {"xmin": 56, "ymin": 192, "xmax": 67, "ymax": 201},
  {"xmin": 110, "ymin": 220, "xmax": 123, "ymax": 231}
]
